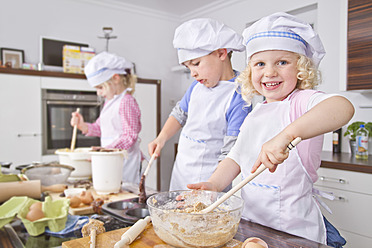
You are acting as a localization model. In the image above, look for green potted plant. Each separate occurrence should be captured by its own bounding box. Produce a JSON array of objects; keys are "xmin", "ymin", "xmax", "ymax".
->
[{"xmin": 344, "ymin": 121, "xmax": 372, "ymax": 154}]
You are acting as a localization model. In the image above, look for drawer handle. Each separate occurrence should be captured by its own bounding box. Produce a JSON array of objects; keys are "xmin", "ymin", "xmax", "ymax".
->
[
  {"xmin": 334, "ymin": 195, "xmax": 347, "ymax": 202},
  {"xmin": 17, "ymin": 133, "xmax": 41, "ymax": 137},
  {"xmin": 319, "ymin": 176, "xmax": 346, "ymax": 184}
]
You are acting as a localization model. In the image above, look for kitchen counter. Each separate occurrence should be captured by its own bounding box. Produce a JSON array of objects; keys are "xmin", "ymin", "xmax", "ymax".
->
[
  {"xmin": 321, "ymin": 151, "xmax": 372, "ymax": 174},
  {"xmin": 0, "ymin": 218, "xmax": 329, "ymax": 248},
  {"xmin": 235, "ymin": 219, "xmax": 329, "ymax": 247}
]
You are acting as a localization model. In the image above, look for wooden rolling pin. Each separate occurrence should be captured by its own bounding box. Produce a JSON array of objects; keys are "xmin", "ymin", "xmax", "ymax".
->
[
  {"xmin": 114, "ymin": 216, "xmax": 151, "ymax": 248},
  {"xmin": 0, "ymin": 180, "xmax": 67, "ymax": 202}
]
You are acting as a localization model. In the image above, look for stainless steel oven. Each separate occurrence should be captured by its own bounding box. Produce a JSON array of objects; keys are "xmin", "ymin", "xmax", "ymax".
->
[{"xmin": 42, "ymin": 89, "xmax": 102, "ymax": 154}]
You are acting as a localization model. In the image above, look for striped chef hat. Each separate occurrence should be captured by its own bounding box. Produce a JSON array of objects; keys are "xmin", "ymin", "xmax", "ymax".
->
[
  {"xmin": 243, "ymin": 12, "xmax": 326, "ymax": 67},
  {"xmin": 84, "ymin": 51, "xmax": 133, "ymax": 87}
]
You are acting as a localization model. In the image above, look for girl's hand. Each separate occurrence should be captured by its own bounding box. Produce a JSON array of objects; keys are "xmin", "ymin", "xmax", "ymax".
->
[
  {"xmin": 70, "ymin": 112, "xmax": 84, "ymax": 127},
  {"xmin": 251, "ymin": 135, "xmax": 292, "ymax": 173},
  {"xmin": 187, "ymin": 182, "xmax": 218, "ymax": 191}
]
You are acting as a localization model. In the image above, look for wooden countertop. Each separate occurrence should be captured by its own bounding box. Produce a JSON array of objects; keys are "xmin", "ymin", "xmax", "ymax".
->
[
  {"xmin": 321, "ymin": 151, "xmax": 372, "ymax": 174},
  {"xmin": 235, "ymin": 219, "xmax": 329, "ymax": 247},
  {"xmin": 0, "ymin": 218, "xmax": 329, "ymax": 248},
  {"xmin": 0, "ymin": 67, "xmax": 86, "ymax": 79}
]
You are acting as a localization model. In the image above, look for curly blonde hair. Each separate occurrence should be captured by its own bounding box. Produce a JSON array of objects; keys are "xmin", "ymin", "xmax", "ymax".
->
[{"xmin": 236, "ymin": 53, "xmax": 321, "ymax": 104}]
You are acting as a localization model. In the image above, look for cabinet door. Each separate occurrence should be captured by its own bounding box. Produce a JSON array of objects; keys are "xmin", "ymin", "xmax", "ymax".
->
[
  {"xmin": 315, "ymin": 185, "xmax": 372, "ymax": 247},
  {"xmin": 0, "ymin": 74, "xmax": 42, "ymax": 165},
  {"xmin": 347, "ymin": 0, "xmax": 372, "ymax": 90},
  {"xmin": 338, "ymin": 229, "xmax": 372, "ymax": 248},
  {"xmin": 315, "ymin": 167, "xmax": 372, "ymax": 195}
]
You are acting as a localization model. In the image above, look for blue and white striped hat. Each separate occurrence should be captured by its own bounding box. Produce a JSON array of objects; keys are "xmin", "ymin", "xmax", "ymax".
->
[
  {"xmin": 84, "ymin": 51, "xmax": 133, "ymax": 87},
  {"xmin": 173, "ymin": 18, "xmax": 245, "ymax": 64},
  {"xmin": 243, "ymin": 12, "xmax": 325, "ymax": 67}
]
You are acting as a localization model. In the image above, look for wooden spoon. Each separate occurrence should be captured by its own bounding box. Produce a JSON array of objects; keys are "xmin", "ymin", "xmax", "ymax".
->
[
  {"xmin": 70, "ymin": 108, "xmax": 80, "ymax": 151},
  {"xmin": 41, "ymin": 184, "xmax": 68, "ymax": 193},
  {"xmin": 201, "ymin": 137, "xmax": 302, "ymax": 213},
  {"xmin": 138, "ymin": 153, "xmax": 157, "ymax": 203},
  {"xmin": 143, "ymin": 153, "xmax": 157, "ymax": 177}
]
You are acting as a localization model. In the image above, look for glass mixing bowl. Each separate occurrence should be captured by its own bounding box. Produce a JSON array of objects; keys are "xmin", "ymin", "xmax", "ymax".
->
[
  {"xmin": 22, "ymin": 163, "xmax": 74, "ymax": 186},
  {"xmin": 147, "ymin": 190, "xmax": 243, "ymax": 248}
]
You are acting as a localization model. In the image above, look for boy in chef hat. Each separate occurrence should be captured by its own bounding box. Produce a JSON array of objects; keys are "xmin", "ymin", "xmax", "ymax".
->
[
  {"xmin": 71, "ymin": 51, "xmax": 143, "ymax": 184},
  {"xmin": 148, "ymin": 18, "xmax": 251, "ymax": 191},
  {"xmin": 188, "ymin": 13, "xmax": 353, "ymax": 247}
]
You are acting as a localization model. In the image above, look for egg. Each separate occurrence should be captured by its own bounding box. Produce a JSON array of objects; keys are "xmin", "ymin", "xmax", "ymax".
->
[
  {"xmin": 244, "ymin": 243, "xmax": 265, "ymax": 248},
  {"xmin": 29, "ymin": 202, "xmax": 43, "ymax": 211},
  {"xmin": 69, "ymin": 195, "xmax": 82, "ymax": 208},
  {"xmin": 80, "ymin": 191, "xmax": 94, "ymax": 205},
  {"xmin": 242, "ymin": 237, "xmax": 268, "ymax": 248},
  {"xmin": 26, "ymin": 208, "xmax": 45, "ymax": 222}
]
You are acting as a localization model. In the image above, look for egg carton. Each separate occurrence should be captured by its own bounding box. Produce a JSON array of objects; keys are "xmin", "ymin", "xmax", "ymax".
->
[{"xmin": 0, "ymin": 196, "xmax": 69, "ymax": 236}]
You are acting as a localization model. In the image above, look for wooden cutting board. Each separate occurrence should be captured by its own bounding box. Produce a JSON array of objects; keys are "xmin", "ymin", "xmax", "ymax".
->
[
  {"xmin": 50, "ymin": 188, "xmax": 138, "ymax": 215},
  {"xmin": 62, "ymin": 223, "xmax": 242, "ymax": 248}
]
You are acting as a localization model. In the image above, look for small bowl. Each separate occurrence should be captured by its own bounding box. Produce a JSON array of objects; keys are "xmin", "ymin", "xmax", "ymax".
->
[
  {"xmin": 55, "ymin": 148, "xmax": 92, "ymax": 180},
  {"xmin": 64, "ymin": 188, "xmax": 86, "ymax": 198},
  {"xmin": 147, "ymin": 190, "xmax": 243, "ymax": 248}
]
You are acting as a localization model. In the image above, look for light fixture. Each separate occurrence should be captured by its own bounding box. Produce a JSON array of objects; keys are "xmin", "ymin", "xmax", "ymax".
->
[{"xmin": 98, "ymin": 27, "xmax": 117, "ymax": 52}]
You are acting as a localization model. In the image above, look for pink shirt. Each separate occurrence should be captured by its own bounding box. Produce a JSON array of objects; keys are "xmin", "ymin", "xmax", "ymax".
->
[
  {"xmin": 288, "ymin": 89, "xmax": 333, "ymax": 182},
  {"xmin": 85, "ymin": 94, "xmax": 141, "ymax": 150}
]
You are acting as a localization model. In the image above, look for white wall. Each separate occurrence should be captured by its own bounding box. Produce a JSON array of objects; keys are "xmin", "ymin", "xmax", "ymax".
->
[
  {"xmin": 0, "ymin": 0, "xmax": 182, "ymax": 190},
  {"xmin": 2, "ymin": 0, "xmax": 372, "ymax": 190}
]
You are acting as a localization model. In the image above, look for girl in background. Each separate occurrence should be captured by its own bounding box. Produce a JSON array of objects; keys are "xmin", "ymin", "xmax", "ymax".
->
[{"xmin": 71, "ymin": 51, "xmax": 142, "ymax": 184}]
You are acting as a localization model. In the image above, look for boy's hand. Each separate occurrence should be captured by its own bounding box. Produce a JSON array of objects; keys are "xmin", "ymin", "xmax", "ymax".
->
[
  {"xmin": 147, "ymin": 138, "xmax": 165, "ymax": 157},
  {"xmin": 187, "ymin": 182, "xmax": 218, "ymax": 191}
]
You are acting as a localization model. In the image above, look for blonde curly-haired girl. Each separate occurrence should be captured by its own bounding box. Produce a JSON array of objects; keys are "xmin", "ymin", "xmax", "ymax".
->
[{"xmin": 189, "ymin": 12, "xmax": 354, "ymax": 247}]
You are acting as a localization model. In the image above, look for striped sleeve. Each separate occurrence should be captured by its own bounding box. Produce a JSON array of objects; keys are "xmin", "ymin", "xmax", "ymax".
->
[{"xmin": 85, "ymin": 118, "xmax": 102, "ymax": 137}]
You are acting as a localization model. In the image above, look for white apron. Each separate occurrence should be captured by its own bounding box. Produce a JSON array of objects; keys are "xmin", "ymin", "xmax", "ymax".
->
[
  {"xmin": 170, "ymin": 81, "xmax": 236, "ymax": 190},
  {"xmin": 100, "ymin": 90, "xmax": 141, "ymax": 184},
  {"xmin": 239, "ymin": 98, "xmax": 326, "ymax": 244}
]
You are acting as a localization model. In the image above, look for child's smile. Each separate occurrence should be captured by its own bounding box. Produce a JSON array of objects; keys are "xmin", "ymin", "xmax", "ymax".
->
[
  {"xmin": 250, "ymin": 50, "xmax": 299, "ymax": 103},
  {"xmin": 262, "ymin": 81, "xmax": 282, "ymax": 90}
]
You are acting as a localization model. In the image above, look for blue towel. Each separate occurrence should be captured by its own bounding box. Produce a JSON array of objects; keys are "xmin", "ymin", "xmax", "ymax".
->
[{"xmin": 45, "ymin": 215, "xmax": 89, "ymax": 238}]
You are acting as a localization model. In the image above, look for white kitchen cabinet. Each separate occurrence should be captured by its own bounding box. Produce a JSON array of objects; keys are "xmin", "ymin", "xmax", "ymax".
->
[
  {"xmin": 314, "ymin": 167, "xmax": 372, "ymax": 248},
  {"xmin": 0, "ymin": 74, "xmax": 42, "ymax": 165}
]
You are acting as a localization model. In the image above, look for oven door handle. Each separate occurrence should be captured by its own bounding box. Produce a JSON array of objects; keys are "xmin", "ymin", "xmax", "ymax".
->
[{"xmin": 46, "ymin": 100, "xmax": 101, "ymax": 106}]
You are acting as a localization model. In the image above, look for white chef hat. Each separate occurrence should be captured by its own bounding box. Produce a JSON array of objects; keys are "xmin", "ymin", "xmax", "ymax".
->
[
  {"xmin": 84, "ymin": 51, "xmax": 133, "ymax": 87},
  {"xmin": 243, "ymin": 12, "xmax": 326, "ymax": 67},
  {"xmin": 173, "ymin": 18, "xmax": 245, "ymax": 64}
]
